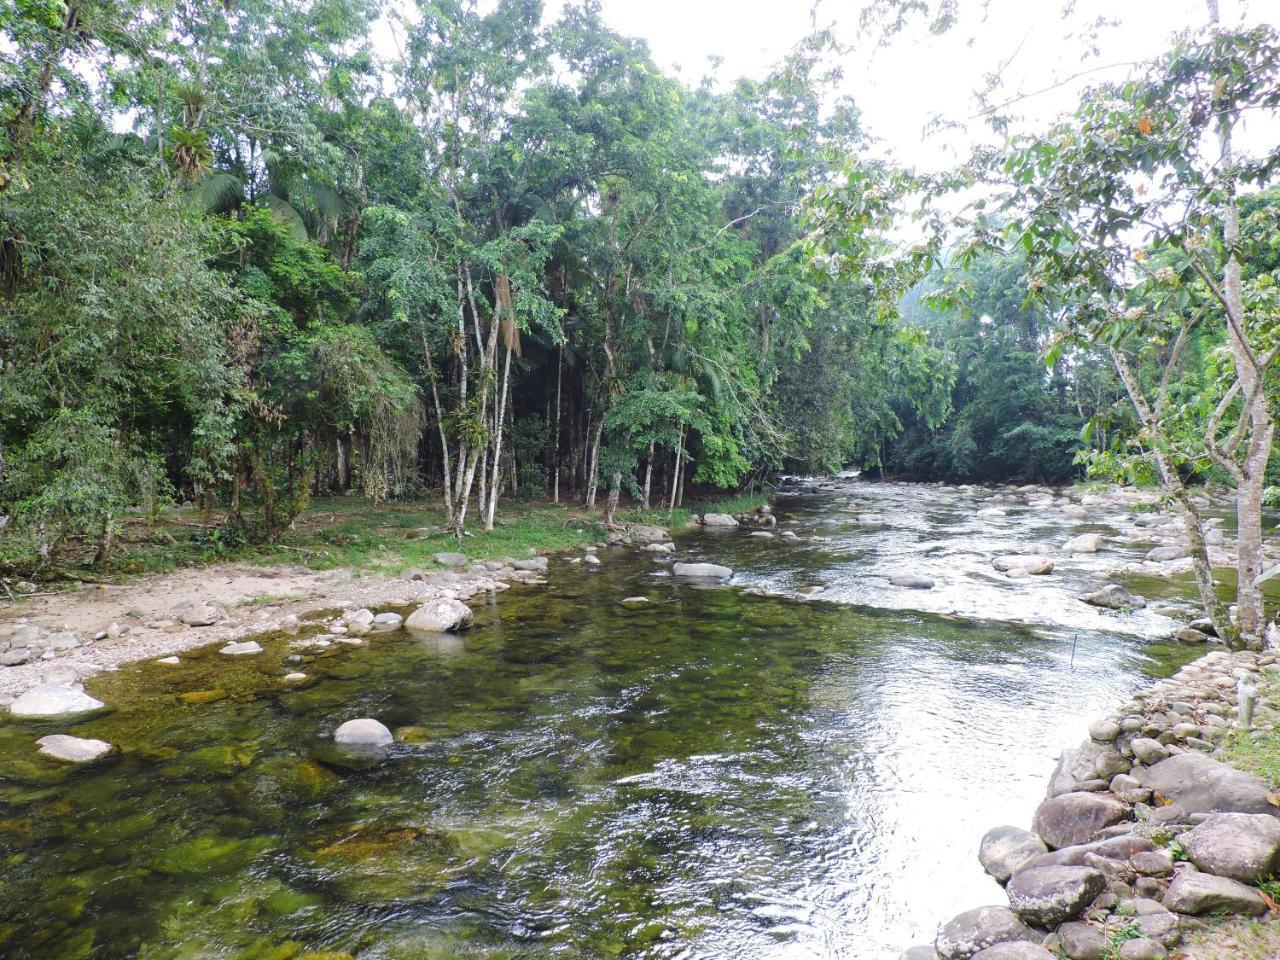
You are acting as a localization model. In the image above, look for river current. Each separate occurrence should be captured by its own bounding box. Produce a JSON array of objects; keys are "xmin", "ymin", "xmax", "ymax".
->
[{"xmin": 0, "ymin": 482, "xmax": 1203, "ymax": 959}]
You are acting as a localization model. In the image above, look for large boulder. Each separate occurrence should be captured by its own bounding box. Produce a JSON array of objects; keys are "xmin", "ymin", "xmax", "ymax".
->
[
  {"xmin": 1137, "ymin": 752, "xmax": 1279, "ymax": 818},
  {"xmin": 701, "ymin": 513, "xmax": 738, "ymax": 527},
  {"xmin": 1005, "ymin": 865, "xmax": 1106, "ymax": 927},
  {"xmin": 36, "ymin": 734, "xmax": 113, "ymax": 763},
  {"xmin": 1161, "ymin": 869, "xmax": 1266, "ymax": 916},
  {"xmin": 1178, "ymin": 812, "xmax": 1280, "ymax": 883},
  {"xmin": 979, "ymin": 826, "xmax": 1048, "ymax": 883},
  {"xmin": 1080, "ymin": 585, "xmax": 1145, "ymax": 610},
  {"xmin": 935, "ymin": 907, "xmax": 1040, "ymax": 960},
  {"xmin": 405, "ymin": 598, "xmax": 473, "ymax": 635},
  {"xmin": 672, "ymin": 562, "xmax": 733, "ymax": 581},
  {"xmin": 10, "ymin": 683, "xmax": 105, "ymax": 719},
  {"xmin": 333, "ymin": 718, "xmax": 393, "ymax": 747},
  {"xmin": 1032, "ymin": 792, "xmax": 1127, "ymax": 849}
]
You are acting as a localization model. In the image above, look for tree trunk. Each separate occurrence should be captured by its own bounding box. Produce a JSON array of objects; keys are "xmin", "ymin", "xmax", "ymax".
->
[
  {"xmin": 642, "ymin": 440, "xmax": 654, "ymax": 509},
  {"xmin": 553, "ymin": 346, "xmax": 563, "ymax": 503},
  {"xmin": 668, "ymin": 428, "xmax": 685, "ymax": 517},
  {"xmin": 585, "ymin": 415, "xmax": 603, "ymax": 509},
  {"xmin": 484, "ymin": 341, "xmax": 514, "ymax": 530}
]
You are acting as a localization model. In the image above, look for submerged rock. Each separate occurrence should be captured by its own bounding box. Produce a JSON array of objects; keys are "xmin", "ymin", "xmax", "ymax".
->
[
  {"xmin": 672, "ymin": 562, "xmax": 732, "ymax": 580},
  {"xmin": 405, "ymin": 597, "xmax": 473, "ymax": 635},
  {"xmin": 36, "ymin": 734, "xmax": 113, "ymax": 763},
  {"xmin": 333, "ymin": 718, "xmax": 393, "ymax": 747},
  {"xmin": 10, "ymin": 683, "xmax": 105, "ymax": 719},
  {"xmin": 219, "ymin": 640, "xmax": 262, "ymax": 656}
]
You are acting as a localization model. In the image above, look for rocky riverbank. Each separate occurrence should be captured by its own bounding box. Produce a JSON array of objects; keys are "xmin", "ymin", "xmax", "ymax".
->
[{"xmin": 902, "ymin": 647, "xmax": 1280, "ymax": 960}]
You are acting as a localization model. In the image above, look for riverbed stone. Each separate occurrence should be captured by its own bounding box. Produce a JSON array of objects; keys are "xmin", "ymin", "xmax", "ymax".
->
[
  {"xmin": 1117, "ymin": 939, "xmax": 1166, "ymax": 960},
  {"xmin": 1130, "ymin": 849, "xmax": 1174, "ymax": 877},
  {"xmin": 1131, "ymin": 738, "xmax": 1169, "ymax": 766},
  {"xmin": 1088, "ymin": 719, "xmax": 1120, "ymax": 743},
  {"xmin": 371, "ymin": 612, "xmax": 402, "ymax": 631},
  {"xmin": 432, "ymin": 551, "xmax": 468, "ymax": 567},
  {"xmin": 901, "ymin": 948, "xmax": 939, "ymax": 960},
  {"xmin": 405, "ymin": 597, "xmax": 473, "ymax": 634},
  {"xmin": 1064, "ymin": 533, "xmax": 1104, "ymax": 553},
  {"xmin": 979, "ymin": 825, "xmax": 1048, "ymax": 883},
  {"xmin": 971, "ymin": 945, "xmax": 1055, "ymax": 960},
  {"xmin": 1005, "ymin": 865, "xmax": 1106, "ymax": 926},
  {"xmin": 179, "ymin": 603, "xmax": 221, "ymax": 626},
  {"xmin": 890, "ymin": 573, "xmax": 935, "ymax": 589},
  {"xmin": 1146, "ymin": 546, "xmax": 1189, "ymax": 562},
  {"xmin": 1032, "ymin": 792, "xmax": 1128, "ymax": 849},
  {"xmin": 333, "ymin": 718, "xmax": 393, "ymax": 747},
  {"xmin": 10, "ymin": 683, "xmax": 105, "ymax": 718},
  {"xmin": 701, "ymin": 513, "xmax": 738, "ymax": 527},
  {"xmin": 1132, "ymin": 912, "xmax": 1181, "ymax": 947},
  {"xmin": 934, "ymin": 906, "xmax": 1040, "ymax": 960},
  {"xmin": 1161, "ymin": 869, "xmax": 1266, "ymax": 915},
  {"xmin": 1056, "ymin": 922, "xmax": 1107, "ymax": 960},
  {"xmin": 36, "ymin": 734, "xmax": 113, "ymax": 763},
  {"xmin": 1080, "ymin": 585, "xmax": 1146, "ymax": 610},
  {"xmin": 1138, "ymin": 752, "xmax": 1279, "ymax": 817},
  {"xmin": 219, "ymin": 641, "xmax": 262, "ymax": 656},
  {"xmin": 993, "ymin": 555, "xmax": 1054, "ymax": 575},
  {"xmin": 672, "ymin": 562, "xmax": 733, "ymax": 580},
  {"xmin": 1178, "ymin": 812, "xmax": 1280, "ymax": 882}
]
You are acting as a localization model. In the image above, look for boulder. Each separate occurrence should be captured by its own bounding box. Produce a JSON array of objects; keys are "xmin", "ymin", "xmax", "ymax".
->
[
  {"xmin": 1130, "ymin": 738, "xmax": 1169, "ymax": 766},
  {"xmin": 701, "ymin": 513, "xmax": 739, "ymax": 527},
  {"xmin": 1130, "ymin": 849, "xmax": 1174, "ymax": 877},
  {"xmin": 333, "ymin": 718, "xmax": 393, "ymax": 747},
  {"xmin": 979, "ymin": 825, "xmax": 1048, "ymax": 883},
  {"xmin": 371, "ymin": 612, "xmax": 403, "ymax": 631},
  {"xmin": 890, "ymin": 573, "xmax": 936, "ymax": 590},
  {"xmin": 972, "ymin": 946, "xmax": 1055, "ymax": 960},
  {"xmin": 1117, "ymin": 941, "xmax": 1166, "ymax": 960},
  {"xmin": 1161, "ymin": 869, "xmax": 1266, "ymax": 915},
  {"xmin": 672, "ymin": 562, "xmax": 733, "ymax": 581},
  {"xmin": 1063, "ymin": 533, "xmax": 1103, "ymax": 554},
  {"xmin": 10, "ymin": 683, "xmax": 105, "ymax": 719},
  {"xmin": 1178, "ymin": 812, "xmax": 1280, "ymax": 883},
  {"xmin": 1080, "ymin": 585, "xmax": 1145, "ymax": 610},
  {"xmin": 934, "ymin": 906, "xmax": 1040, "ymax": 960},
  {"xmin": 1061, "ymin": 504, "xmax": 1088, "ymax": 518},
  {"xmin": 1005, "ymin": 865, "xmax": 1106, "ymax": 926},
  {"xmin": 432, "ymin": 551, "xmax": 468, "ymax": 567},
  {"xmin": 405, "ymin": 598, "xmax": 473, "ymax": 635},
  {"xmin": 1088, "ymin": 719, "xmax": 1120, "ymax": 743},
  {"xmin": 1132, "ymin": 913, "xmax": 1180, "ymax": 947},
  {"xmin": 1146, "ymin": 545, "xmax": 1189, "ymax": 562},
  {"xmin": 1055, "ymin": 921, "xmax": 1107, "ymax": 960},
  {"xmin": 1020, "ymin": 835, "xmax": 1156, "ymax": 873},
  {"xmin": 1138, "ymin": 752, "xmax": 1279, "ymax": 817},
  {"xmin": 628, "ymin": 524, "xmax": 670, "ymax": 544},
  {"xmin": 511, "ymin": 557, "xmax": 549, "ymax": 572},
  {"xmin": 1032, "ymin": 792, "xmax": 1127, "ymax": 849},
  {"xmin": 992, "ymin": 555, "xmax": 1054, "ymax": 575},
  {"xmin": 36, "ymin": 734, "xmax": 113, "ymax": 763},
  {"xmin": 179, "ymin": 604, "xmax": 220, "ymax": 626},
  {"xmin": 219, "ymin": 641, "xmax": 262, "ymax": 656}
]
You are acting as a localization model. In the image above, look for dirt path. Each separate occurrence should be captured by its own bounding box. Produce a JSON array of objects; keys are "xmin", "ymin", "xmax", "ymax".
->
[{"xmin": 0, "ymin": 560, "xmax": 510, "ymax": 700}]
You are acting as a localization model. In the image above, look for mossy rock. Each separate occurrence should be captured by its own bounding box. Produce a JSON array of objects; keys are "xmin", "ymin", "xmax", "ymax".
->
[
  {"xmin": 149, "ymin": 834, "xmax": 269, "ymax": 876},
  {"xmin": 179, "ymin": 689, "xmax": 227, "ymax": 705}
]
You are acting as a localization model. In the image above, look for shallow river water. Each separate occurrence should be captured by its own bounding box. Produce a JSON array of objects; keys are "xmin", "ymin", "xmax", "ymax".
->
[{"xmin": 0, "ymin": 483, "xmax": 1206, "ymax": 959}]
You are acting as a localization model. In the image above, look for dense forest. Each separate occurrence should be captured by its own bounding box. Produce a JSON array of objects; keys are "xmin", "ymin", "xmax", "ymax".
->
[{"xmin": 4, "ymin": 1, "xmax": 1280, "ymax": 647}]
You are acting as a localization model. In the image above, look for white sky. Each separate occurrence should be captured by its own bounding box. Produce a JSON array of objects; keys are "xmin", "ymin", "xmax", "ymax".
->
[{"xmin": 544, "ymin": 0, "xmax": 1263, "ymax": 171}]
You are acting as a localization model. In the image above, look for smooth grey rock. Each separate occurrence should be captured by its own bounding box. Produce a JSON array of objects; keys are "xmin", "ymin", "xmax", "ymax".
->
[
  {"xmin": 1130, "ymin": 849, "xmax": 1174, "ymax": 877},
  {"xmin": 1117, "ymin": 940, "xmax": 1166, "ymax": 960},
  {"xmin": 1005, "ymin": 865, "xmax": 1106, "ymax": 926},
  {"xmin": 1138, "ymin": 752, "xmax": 1279, "ymax": 817},
  {"xmin": 1147, "ymin": 545, "xmax": 1189, "ymax": 562},
  {"xmin": 1174, "ymin": 627, "xmax": 1209, "ymax": 644},
  {"xmin": 10, "ymin": 683, "xmax": 105, "ymax": 718},
  {"xmin": 371, "ymin": 612, "xmax": 402, "ymax": 630},
  {"xmin": 219, "ymin": 641, "xmax": 262, "ymax": 656},
  {"xmin": 901, "ymin": 949, "xmax": 939, "ymax": 960},
  {"xmin": 672, "ymin": 562, "xmax": 733, "ymax": 580},
  {"xmin": 971, "ymin": 945, "xmax": 1055, "ymax": 960},
  {"xmin": 1056, "ymin": 921, "xmax": 1106, "ymax": 960},
  {"xmin": 333, "ymin": 718, "xmax": 393, "ymax": 747},
  {"xmin": 1131, "ymin": 738, "xmax": 1169, "ymax": 766},
  {"xmin": 1178, "ymin": 812, "xmax": 1280, "ymax": 883},
  {"xmin": 179, "ymin": 604, "xmax": 220, "ymax": 626},
  {"xmin": 701, "ymin": 513, "xmax": 738, "ymax": 527},
  {"xmin": 992, "ymin": 555, "xmax": 1054, "ymax": 575},
  {"xmin": 1080, "ymin": 584, "xmax": 1145, "ymax": 610},
  {"xmin": 1, "ymin": 648, "xmax": 35, "ymax": 666},
  {"xmin": 979, "ymin": 825, "xmax": 1049, "ymax": 883},
  {"xmin": 1089, "ymin": 719, "xmax": 1120, "ymax": 742},
  {"xmin": 405, "ymin": 598, "xmax": 473, "ymax": 634},
  {"xmin": 1032, "ymin": 791, "xmax": 1128, "ymax": 849},
  {"xmin": 935, "ymin": 906, "xmax": 1039, "ymax": 960},
  {"xmin": 1162, "ymin": 869, "xmax": 1266, "ymax": 915},
  {"xmin": 1132, "ymin": 912, "xmax": 1180, "ymax": 948},
  {"xmin": 1064, "ymin": 533, "xmax": 1103, "ymax": 553},
  {"xmin": 432, "ymin": 551, "xmax": 469, "ymax": 567},
  {"xmin": 36, "ymin": 734, "xmax": 113, "ymax": 763},
  {"xmin": 511, "ymin": 557, "xmax": 549, "ymax": 572},
  {"xmin": 890, "ymin": 573, "xmax": 935, "ymax": 589}
]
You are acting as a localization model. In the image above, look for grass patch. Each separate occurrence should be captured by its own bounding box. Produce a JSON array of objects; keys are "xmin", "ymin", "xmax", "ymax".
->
[{"xmin": 1221, "ymin": 669, "xmax": 1280, "ymax": 788}]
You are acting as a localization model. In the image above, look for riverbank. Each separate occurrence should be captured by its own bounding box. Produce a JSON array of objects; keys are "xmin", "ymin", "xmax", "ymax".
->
[{"xmin": 905, "ymin": 646, "xmax": 1280, "ymax": 960}]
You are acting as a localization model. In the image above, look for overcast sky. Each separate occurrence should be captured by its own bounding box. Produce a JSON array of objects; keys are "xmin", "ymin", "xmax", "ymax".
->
[{"xmin": 542, "ymin": 0, "xmax": 1263, "ymax": 171}]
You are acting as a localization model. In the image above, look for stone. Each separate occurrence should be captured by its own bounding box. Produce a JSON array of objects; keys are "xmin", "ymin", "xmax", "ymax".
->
[
  {"xmin": 701, "ymin": 513, "xmax": 739, "ymax": 527},
  {"xmin": 404, "ymin": 598, "xmax": 473, "ymax": 634},
  {"xmin": 10, "ymin": 683, "xmax": 105, "ymax": 718},
  {"xmin": 1117, "ymin": 940, "xmax": 1166, "ymax": 960},
  {"xmin": 1093, "ymin": 749, "xmax": 1130, "ymax": 780},
  {"xmin": 511, "ymin": 557, "xmax": 549, "ymax": 572},
  {"xmin": 890, "ymin": 573, "xmax": 935, "ymax": 589},
  {"xmin": 1089, "ymin": 719, "xmax": 1120, "ymax": 743},
  {"xmin": 371, "ymin": 612, "xmax": 403, "ymax": 630},
  {"xmin": 283, "ymin": 672, "xmax": 307, "ymax": 682},
  {"xmin": 219, "ymin": 641, "xmax": 262, "ymax": 656},
  {"xmin": 156, "ymin": 656, "xmax": 180, "ymax": 665},
  {"xmin": 1130, "ymin": 850, "xmax": 1174, "ymax": 877},
  {"xmin": 1064, "ymin": 533, "xmax": 1104, "ymax": 553},
  {"xmin": 1061, "ymin": 504, "xmax": 1088, "ymax": 517},
  {"xmin": 1056, "ymin": 921, "xmax": 1107, "ymax": 960},
  {"xmin": 971, "ymin": 946, "xmax": 1055, "ymax": 960},
  {"xmin": 934, "ymin": 906, "xmax": 1040, "ymax": 960},
  {"xmin": 628, "ymin": 524, "xmax": 670, "ymax": 544},
  {"xmin": 901, "ymin": 948, "xmax": 940, "ymax": 960},
  {"xmin": 1132, "ymin": 913, "xmax": 1180, "ymax": 947},
  {"xmin": 333, "ymin": 718, "xmax": 393, "ymax": 747},
  {"xmin": 1080, "ymin": 585, "xmax": 1146, "ymax": 610},
  {"xmin": 749, "ymin": 531, "xmax": 774, "ymax": 539},
  {"xmin": 179, "ymin": 604, "xmax": 220, "ymax": 626},
  {"xmin": 992, "ymin": 555, "xmax": 1054, "ymax": 575},
  {"xmin": 621, "ymin": 596, "xmax": 650, "ymax": 606},
  {"xmin": 1146, "ymin": 546, "xmax": 1189, "ymax": 562},
  {"xmin": 1138, "ymin": 752, "xmax": 1279, "ymax": 817},
  {"xmin": 36, "ymin": 734, "xmax": 113, "ymax": 763},
  {"xmin": 1, "ymin": 649, "xmax": 35, "ymax": 666},
  {"xmin": 583, "ymin": 554, "xmax": 602, "ymax": 566},
  {"xmin": 1005, "ymin": 865, "xmax": 1106, "ymax": 926},
  {"xmin": 1174, "ymin": 628, "xmax": 1209, "ymax": 644},
  {"xmin": 1178, "ymin": 812, "xmax": 1280, "ymax": 883},
  {"xmin": 672, "ymin": 562, "xmax": 733, "ymax": 580},
  {"xmin": 432, "ymin": 551, "xmax": 468, "ymax": 567},
  {"xmin": 979, "ymin": 826, "xmax": 1049, "ymax": 883},
  {"xmin": 1131, "ymin": 738, "xmax": 1169, "ymax": 766},
  {"xmin": 1161, "ymin": 870, "xmax": 1265, "ymax": 915},
  {"xmin": 1032, "ymin": 792, "xmax": 1128, "ymax": 849},
  {"xmin": 1110, "ymin": 773, "xmax": 1151, "ymax": 804}
]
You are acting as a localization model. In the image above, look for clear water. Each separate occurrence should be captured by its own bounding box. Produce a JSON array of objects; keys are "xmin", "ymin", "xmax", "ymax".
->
[{"xmin": 0, "ymin": 483, "xmax": 1201, "ymax": 960}]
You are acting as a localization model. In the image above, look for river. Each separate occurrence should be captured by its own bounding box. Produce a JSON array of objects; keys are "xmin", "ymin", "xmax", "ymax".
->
[{"xmin": 0, "ymin": 482, "xmax": 1204, "ymax": 959}]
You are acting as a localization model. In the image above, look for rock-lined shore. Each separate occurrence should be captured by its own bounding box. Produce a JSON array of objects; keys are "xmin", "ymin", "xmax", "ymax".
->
[{"xmin": 902, "ymin": 648, "xmax": 1280, "ymax": 960}]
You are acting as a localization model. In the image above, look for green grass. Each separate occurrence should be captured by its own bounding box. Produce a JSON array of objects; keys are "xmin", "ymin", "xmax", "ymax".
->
[{"xmin": 1221, "ymin": 669, "xmax": 1280, "ymax": 788}]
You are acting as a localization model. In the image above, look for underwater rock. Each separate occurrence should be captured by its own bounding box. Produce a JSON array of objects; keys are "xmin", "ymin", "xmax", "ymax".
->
[
  {"xmin": 10, "ymin": 683, "xmax": 105, "ymax": 719},
  {"xmin": 371, "ymin": 612, "xmax": 402, "ymax": 631},
  {"xmin": 156, "ymin": 656, "xmax": 180, "ymax": 665},
  {"xmin": 334, "ymin": 718, "xmax": 393, "ymax": 747},
  {"xmin": 219, "ymin": 641, "xmax": 263, "ymax": 656},
  {"xmin": 621, "ymin": 596, "xmax": 650, "ymax": 606},
  {"xmin": 36, "ymin": 734, "xmax": 113, "ymax": 763},
  {"xmin": 405, "ymin": 597, "xmax": 473, "ymax": 634}
]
